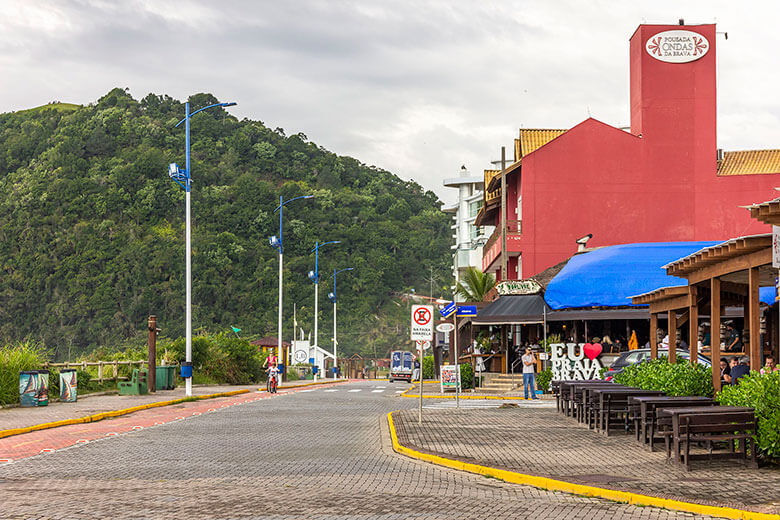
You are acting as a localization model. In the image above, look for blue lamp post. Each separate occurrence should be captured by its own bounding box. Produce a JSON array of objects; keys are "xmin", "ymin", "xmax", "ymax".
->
[
  {"xmin": 169, "ymin": 100, "xmax": 237, "ymax": 397},
  {"xmin": 307, "ymin": 241, "xmax": 340, "ymax": 362},
  {"xmin": 269, "ymin": 195, "xmax": 313, "ymax": 373},
  {"xmin": 328, "ymin": 267, "xmax": 354, "ymax": 378}
]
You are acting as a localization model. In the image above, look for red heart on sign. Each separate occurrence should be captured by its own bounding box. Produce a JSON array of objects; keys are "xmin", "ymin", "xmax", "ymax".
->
[{"xmin": 584, "ymin": 342, "xmax": 602, "ymax": 361}]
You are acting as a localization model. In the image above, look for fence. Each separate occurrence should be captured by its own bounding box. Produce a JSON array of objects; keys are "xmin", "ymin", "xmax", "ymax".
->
[{"xmin": 41, "ymin": 360, "xmax": 148, "ymax": 383}]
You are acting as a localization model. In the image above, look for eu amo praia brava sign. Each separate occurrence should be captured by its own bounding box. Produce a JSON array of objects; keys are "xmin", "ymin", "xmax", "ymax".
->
[{"xmin": 549, "ymin": 343, "xmax": 603, "ymax": 380}]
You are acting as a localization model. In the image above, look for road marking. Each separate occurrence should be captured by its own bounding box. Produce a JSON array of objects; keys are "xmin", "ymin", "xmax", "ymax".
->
[
  {"xmin": 298, "ymin": 389, "xmax": 315, "ymax": 393},
  {"xmin": 375, "ymin": 386, "xmax": 386, "ymax": 389},
  {"xmin": 395, "ymin": 390, "xmax": 404, "ymax": 393},
  {"xmin": 348, "ymin": 389, "xmax": 362, "ymax": 393},
  {"xmin": 371, "ymin": 390, "xmax": 384, "ymax": 393},
  {"xmin": 324, "ymin": 389, "xmax": 338, "ymax": 392}
]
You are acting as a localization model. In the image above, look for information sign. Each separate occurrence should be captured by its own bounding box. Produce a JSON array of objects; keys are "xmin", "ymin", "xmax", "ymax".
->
[
  {"xmin": 440, "ymin": 365, "xmax": 460, "ymax": 392},
  {"xmin": 410, "ymin": 304, "xmax": 434, "ymax": 340},
  {"xmin": 455, "ymin": 305, "xmax": 477, "ymax": 317}
]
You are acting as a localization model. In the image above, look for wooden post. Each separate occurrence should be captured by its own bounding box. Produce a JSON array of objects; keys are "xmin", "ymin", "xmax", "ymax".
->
[
  {"xmin": 148, "ymin": 315, "xmax": 157, "ymax": 393},
  {"xmin": 98, "ymin": 362, "xmax": 104, "ymax": 383},
  {"xmin": 502, "ymin": 325, "xmax": 508, "ymax": 374},
  {"xmin": 113, "ymin": 360, "xmax": 118, "ymax": 381},
  {"xmin": 711, "ymin": 277, "xmax": 721, "ymax": 393},
  {"xmin": 689, "ymin": 286, "xmax": 698, "ymax": 364},
  {"xmin": 500, "ymin": 146, "xmax": 508, "ymax": 281},
  {"xmin": 650, "ymin": 313, "xmax": 658, "ymax": 360},
  {"xmin": 668, "ymin": 310, "xmax": 677, "ymax": 363},
  {"xmin": 749, "ymin": 267, "xmax": 761, "ymax": 369}
]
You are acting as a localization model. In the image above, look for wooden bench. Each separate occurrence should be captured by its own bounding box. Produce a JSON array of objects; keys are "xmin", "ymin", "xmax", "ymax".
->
[
  {"xmin": 627, "ymin": 396, "xmax": 715, "ymax": 451},
  {"xmin": 591, "ymin": 388, "xmax": 665, "ymax": 436}
]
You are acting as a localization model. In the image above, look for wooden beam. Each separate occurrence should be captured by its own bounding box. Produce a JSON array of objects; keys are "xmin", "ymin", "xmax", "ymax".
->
[
  {"xmin": 677, "ymin": 310, "xmax": 689, "ymax": 329},
  {"xmin": 749, "ymin": 267, "xmax": 761, "ymax": 369},
  {"xmin": 689, "ymin": 286, "xmax": 698, "ymax": 364},
  {"xmin": 668, "ymin": 310, "xmax": 677, "ymax": 363},
  {"xmin": 711, "ymin": 278, "xmax": 721, "ymax": 393},
  {"xmin": 648, "ymin": 294, "xmax": 692, "ymax": 314},
  {"xmin": 684, "ymin": 248, "xmax": 772, "ymax": 284},
  {"xmin": 650, "ymin": 313, "xmax": 658, "ymax": 360}
]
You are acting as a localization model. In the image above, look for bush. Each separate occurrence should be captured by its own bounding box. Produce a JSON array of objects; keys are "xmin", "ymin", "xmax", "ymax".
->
[
  {"xmin": 422, "ymin": 355, "xmax": 435, "ymax": 380},
  {"xmin": 460, "ymin": 363, "xmax": 474, "ymax": 390},
  {"xmin": 614, "ymin": 357, "xmax": 713, "ymax": 397},
  {"xmin": 0, "ymin": 342, "xmax": 48, "ymax": 406},
  {"xmin": 717, "ymin": 371, "xmax": 780, "ymax": 463},
  {"xmin": 536, "ymin": 367, "xmax": 553, "ymax": 392}
]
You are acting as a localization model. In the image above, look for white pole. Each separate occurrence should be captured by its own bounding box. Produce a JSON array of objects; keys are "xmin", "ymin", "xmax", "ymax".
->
[
  {"xmin": 185, "ymin": 189, "xmax": 192, "ymax": 397},
  {"xmin": 454, "ymin": 311, "xmax": 460, "ymax": 408},
  {"xmin": 314, "ymin": 280, "xmax": 319, "ymax": 353},
  {"xmin": 278, "ymin": 250, "xmax": 283, "ymax": 384},
  {"xmin": 418, "ymin": 340, "xmax": 424, "ymax": 424},
  {"xmin": 334, "ymin": 300, "xmax": 337, "ymax": 379}
]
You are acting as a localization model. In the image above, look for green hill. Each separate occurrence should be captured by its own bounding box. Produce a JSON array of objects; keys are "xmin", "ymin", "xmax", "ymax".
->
[
  {"xmin": 16, "ymin": 102, "xmax": 82, "ymax": 114},
  {"xmin": 0, "ymin": 88, "xmax": 451, "ymax": 360}
]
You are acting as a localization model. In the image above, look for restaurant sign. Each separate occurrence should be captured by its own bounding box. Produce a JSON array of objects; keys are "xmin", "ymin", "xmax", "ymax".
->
[
  {"xmin": 495, "ymin": 279, "xmax": 541, "ymax": 295},
  {"xmin": 645, "ymin": 30, "xmax": 709, "ymax": 63},
  {"xmin": 549, "ymin": 343, "xmax": 603, "ymax": 382}
]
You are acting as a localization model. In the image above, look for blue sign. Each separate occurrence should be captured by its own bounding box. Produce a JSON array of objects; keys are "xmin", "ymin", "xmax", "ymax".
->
[
  {"xmin": 456, "ymin": 305, "xmax": 477, "ymax": 317},
  {"xmin": 440, "ymin": 302, "xmax": 456, "ymax": 318}
]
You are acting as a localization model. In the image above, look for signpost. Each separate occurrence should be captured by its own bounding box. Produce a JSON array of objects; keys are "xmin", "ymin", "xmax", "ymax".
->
[{"xmin": 410, "ymin": 304, "xmax": 433, "ymax": 424}]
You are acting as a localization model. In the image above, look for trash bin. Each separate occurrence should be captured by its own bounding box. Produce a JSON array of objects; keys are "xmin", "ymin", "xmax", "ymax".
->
[
  {"xmin": 19, "ymin": 371, "xmax": 38, "ymax": 407},
  {"xmin": 36, "ymin": 370, "xmax": 49, "ymax": 406},
  {"xmin": 156, "ymin": 365, "xmax": 176, "ymax": 390},
  {"xmin": 180, "ymin": 362, "xmax": 193, "ymax": 379},
  {"xmin": 59, "ymin": 369, "xmax": 78, "ymax": 402}
]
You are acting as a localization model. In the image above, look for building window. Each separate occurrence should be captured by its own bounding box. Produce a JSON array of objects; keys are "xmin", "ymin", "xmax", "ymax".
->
[{"xmin": 469, "ymin": 200, "xmax": 482, "ymax": 218}]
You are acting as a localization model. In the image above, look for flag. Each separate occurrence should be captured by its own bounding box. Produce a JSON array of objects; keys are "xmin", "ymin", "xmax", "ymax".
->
[
  {"xmin": 628, "ymin": 330, "xmax": 638, "ymax": 350},
  {"xmin": 231, "ymin": 326, "xmax": 241, "ymax": 333}
]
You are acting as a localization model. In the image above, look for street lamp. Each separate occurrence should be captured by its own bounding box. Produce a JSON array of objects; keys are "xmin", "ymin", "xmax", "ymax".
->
[
  {"xmin": 269, "ymin": 195, "xmax": 314, "ymax": 377},
  {"xmin": 308, "ymin": 240, "xmax": 340, "ymax": 374},
  {"xmin": 328, "ymin": 267, "xmax": 354, "ymax": 378},
  {"xmin": 169, "ymin": 100, "xmax": 237, "ymax": 397}
]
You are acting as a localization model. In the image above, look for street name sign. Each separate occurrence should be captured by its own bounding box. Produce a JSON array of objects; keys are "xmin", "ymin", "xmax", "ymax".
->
[
  {"xmin": 410, "ymin": 304, "xmax": 434, "ymax": 340},
  {"xmin": 439, "ymin": 301, "xmax": 456, "ymax": 318},
  {"xmin": 455, "ymin": 305, "xmax": 477, "ymax": 317}
]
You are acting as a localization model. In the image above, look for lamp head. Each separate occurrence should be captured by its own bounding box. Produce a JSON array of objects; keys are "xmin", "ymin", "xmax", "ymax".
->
[
  {"xmin": 223, "ymin": 102, "xmax": 237, "ymax": 107},
  {"xmin": 308, "ymin": 270, "xmax": 317, "ymax": 282},
  {"xmin": 269, "ymin": 236, "xmax": 280, "ymax": 248},
  {"xmin": 169, "ymin": 163, "xmax": 179, "ymax": 175},
  {"xmin": 328, "ymin": 292, "xmax": 336, "ymax": 303}
]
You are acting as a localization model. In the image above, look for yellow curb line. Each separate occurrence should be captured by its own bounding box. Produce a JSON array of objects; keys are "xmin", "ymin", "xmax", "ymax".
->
[
  {"xmin": 0, "ymin": 389, "xmax": 250, "ymax": 440},
  {"xmin": 386, "ymin": 411, "xmax": 779, "ymax": 520},
  {"xmin": 399, "ymin": 385, "xmax": 529, "ymax": 400},
  {"xmin": 256, "ymin": 379, "xmax": 351, "ymax": 392}
]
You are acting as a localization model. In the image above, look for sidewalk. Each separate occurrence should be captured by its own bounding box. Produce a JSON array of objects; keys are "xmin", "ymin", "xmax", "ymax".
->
[
  {"xmin": 402, "ymin": 381, "xmax": 553, "ymax": 400},
  {"xmin": 391, "ymin": 405, "xmax": 780, "ymax": 517}
]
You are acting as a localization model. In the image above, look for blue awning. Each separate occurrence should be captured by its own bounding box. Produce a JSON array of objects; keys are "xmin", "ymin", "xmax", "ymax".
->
[{"xmin": 544, "ymin": 242, "xmax": 720, "ymax": 310}]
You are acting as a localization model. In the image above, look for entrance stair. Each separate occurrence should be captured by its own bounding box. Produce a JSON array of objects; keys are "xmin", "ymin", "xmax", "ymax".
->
[{"xmin": 478, "ymin": 374, "xmax": 522, "ymax": 393}]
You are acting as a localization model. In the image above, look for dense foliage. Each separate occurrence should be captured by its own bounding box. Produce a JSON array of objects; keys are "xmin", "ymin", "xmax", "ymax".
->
[
  {"xmin": 613, "ymin": 357, "xmax": 714, "ymax": 397},
  {"xmin": 455, "ymin": 267, "xmax": 495, "ymax": 302},
  {"xmin": 0, "ymin": 342, "xmax": 46, "ymax": 406},
  {"xmin": 460, "ymin": 362, "xmax": 474, "ymax": 390},
  {"xmin": 422, "ymin": 355, "xmax": 435, "ymax": 380},
  {"xmin": 0, "ymin": 91, "xmax": 451, "ymax": 360},
  {"xmin": 536, "ymin": 367, "xmax": 553, "ymax": 392},
  {"xmin": 718, "ymin": 371, "xmax": 780, "ymax": 463}
]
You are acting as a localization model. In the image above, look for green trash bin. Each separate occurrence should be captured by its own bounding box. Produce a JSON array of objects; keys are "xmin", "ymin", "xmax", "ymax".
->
[
  {"xmin": 19, "ymin": 370, "xmax": 38, "ymax": 407},
  {"xmin": 59, "ymin": 369, "xmax": 78, "ymax": 402},
  {"xmin": 155, "ymin": 365, "xmax": 176, "ymax": 390}
]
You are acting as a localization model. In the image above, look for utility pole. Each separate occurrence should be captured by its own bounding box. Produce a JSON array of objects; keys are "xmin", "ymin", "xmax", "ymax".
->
[
  {"xmin": 147, "ymin": 315, "xmax": 158, "ymax": 393},
  {"xmin": 500, "ymin": 146, "xmax": 508, "ymax": 281}
]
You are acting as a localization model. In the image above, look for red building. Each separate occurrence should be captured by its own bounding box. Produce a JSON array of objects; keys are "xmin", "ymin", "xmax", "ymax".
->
[{"xmin": 477, "ymin": 22, "xmax": 780, "ymax": 280}]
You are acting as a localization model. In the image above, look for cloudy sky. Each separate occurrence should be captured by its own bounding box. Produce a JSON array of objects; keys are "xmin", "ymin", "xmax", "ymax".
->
[{"xmin": 1, "ymin": 1, "xmax": 778, "ymax": 204}]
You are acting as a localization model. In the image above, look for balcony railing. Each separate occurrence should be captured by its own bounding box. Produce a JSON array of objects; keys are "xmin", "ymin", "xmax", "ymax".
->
[
  {"xmin": 483, "ymin": 220, "xmax": 521, "ymax": 260},
  {"xmin": 484, "ymin": 169, "xmax": 501, "ymax": 206}
]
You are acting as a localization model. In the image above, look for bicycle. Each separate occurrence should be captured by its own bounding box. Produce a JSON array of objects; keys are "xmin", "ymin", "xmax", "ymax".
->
[{"xmin": 267, "ymin": 367, "xmax": 279, "ymax": 393}]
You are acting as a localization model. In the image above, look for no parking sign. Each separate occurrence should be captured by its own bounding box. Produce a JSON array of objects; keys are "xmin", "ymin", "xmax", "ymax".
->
[{"xmin": 410, "ymin": 304, "xmax": 433, "ymax": 341}]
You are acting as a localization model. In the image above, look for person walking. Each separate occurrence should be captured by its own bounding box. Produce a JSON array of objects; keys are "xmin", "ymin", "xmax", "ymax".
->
[{"xmin": 521, "ymin": 347, "xmax": 538, "ymax": 400}]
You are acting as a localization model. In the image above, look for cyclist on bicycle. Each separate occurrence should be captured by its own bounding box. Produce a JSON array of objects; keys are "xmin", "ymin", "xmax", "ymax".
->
[{"xmin": 264, "ymin": 352, "xmax": 280, "ymax": 393}]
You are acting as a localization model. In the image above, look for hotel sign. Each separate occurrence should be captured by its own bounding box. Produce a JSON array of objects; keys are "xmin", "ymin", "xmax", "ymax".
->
[
  {"xmin": 645, "ymin": 30, "xmax": 709, "ymax": 63},
  {"xmin": 496, "ymin": 279, "xmax": 541, "ymax": 295}
]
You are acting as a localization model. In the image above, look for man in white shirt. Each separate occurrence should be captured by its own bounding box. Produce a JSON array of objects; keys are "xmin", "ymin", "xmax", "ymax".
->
[{"xmin": 521, "ymin": 347, "xmax": 538, "ymax": 400}]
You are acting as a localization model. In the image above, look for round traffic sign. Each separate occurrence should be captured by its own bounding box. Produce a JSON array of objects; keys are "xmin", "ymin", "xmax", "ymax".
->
[
  {"xmin": 294, "ymin": 350, "xmax": 308, "ymax": 363},
  {"xmin": 413, "ymin": 307, "xmax": 431, "ymax": 325},
  {"xmin": 436, "ymin": 323, "xmax": 455, "ymax": 333}
]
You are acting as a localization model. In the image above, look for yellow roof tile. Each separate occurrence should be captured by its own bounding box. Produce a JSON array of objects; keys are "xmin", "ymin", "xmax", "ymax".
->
[
  {"xmin": 718, "ymin": 150, "xmax": 780, "ymax": 176},
  {"xmin": 514, "ymin": 129, "xmax": 568, "ymax": 161}
]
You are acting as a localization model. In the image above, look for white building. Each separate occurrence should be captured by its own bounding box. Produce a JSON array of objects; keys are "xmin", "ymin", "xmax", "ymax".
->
[{"xmin": 442, "ymin": 166, "xmax": 494, "ymax": 301}]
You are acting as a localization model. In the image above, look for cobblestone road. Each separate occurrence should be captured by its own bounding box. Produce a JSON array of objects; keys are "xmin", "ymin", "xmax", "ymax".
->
[{"xmin": 0, "ymin": 381, "xmax": 725, "ymax": 519}]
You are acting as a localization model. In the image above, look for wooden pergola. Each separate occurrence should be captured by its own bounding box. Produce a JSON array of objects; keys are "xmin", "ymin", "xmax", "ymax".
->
[{"xmin": 634, "ymin": 235, "xmax": 774, "ymax": 391}]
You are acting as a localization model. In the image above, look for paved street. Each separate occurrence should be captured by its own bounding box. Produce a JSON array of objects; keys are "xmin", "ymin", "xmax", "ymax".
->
[{"xmin": 0, "ymin": 381, "xmax": 724, "ymax": 519}]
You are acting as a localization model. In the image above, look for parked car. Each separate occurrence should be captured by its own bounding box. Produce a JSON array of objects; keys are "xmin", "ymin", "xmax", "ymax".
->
[{"xmin": 604, "ymin": 348, "xmax": 711, "ymax": 381}]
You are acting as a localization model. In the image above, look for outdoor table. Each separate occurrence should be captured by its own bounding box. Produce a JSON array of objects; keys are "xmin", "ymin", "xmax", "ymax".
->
[
  {"xmin": 590, "ymin": 387, "xmax": 665, "ymax": 436},
  {"xmin": 628, "ymin": 396, "xmax": 715, "ymax": 451},
  {"xmin": 581, "ymin": 384, "xmax": 628, "ymax": 428},
  {"xmin": 558, "ymin": 380, "xmax": 607, "ymax": 416},
  {"xmin": 562, "ymin": 381, "xmax": 615, "ymax": 420},
  {"xmin": 656, "ymin": 406, "xmax": 755, "ymax": 466}
]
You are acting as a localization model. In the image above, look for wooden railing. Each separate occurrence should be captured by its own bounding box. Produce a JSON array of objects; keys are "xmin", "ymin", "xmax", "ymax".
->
[
  {"xmin": 484, "ymin": 169, "xmax": 501, "ymax": 206},
  {"xmin": 41, "ymin": 360, "xmax": 149, "ymax": 383}
]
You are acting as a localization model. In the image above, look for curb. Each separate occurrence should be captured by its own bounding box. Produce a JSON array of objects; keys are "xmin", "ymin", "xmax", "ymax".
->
[
  {"xmin": 399, "ymin": 385, "xmax": 530, "ymax": 400},
  {"xmin": 386, "ymin": 411, "xmax": 779, "ymax": 520},
  {"xmin": 0, "ymin": 389, "xmax": 251, "ymax": 440}
]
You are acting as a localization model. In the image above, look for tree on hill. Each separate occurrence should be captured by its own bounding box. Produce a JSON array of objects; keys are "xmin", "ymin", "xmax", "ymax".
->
[{"xmin": 0, "ymin": 89, "xmax": 452, "ymax": 360}]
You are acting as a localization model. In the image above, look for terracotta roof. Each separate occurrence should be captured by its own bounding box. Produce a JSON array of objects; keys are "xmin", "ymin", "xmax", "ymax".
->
[
  {"xmin": 250, "ymin": 336, "xmax": 291, "ymax": 348},
  {"xmin": 514, "ymin": 129, "xmax": 567, "ymax": 161},
  {"xmin": 718, "ymin": 150, "xmax": 780, "ymax": 176}
]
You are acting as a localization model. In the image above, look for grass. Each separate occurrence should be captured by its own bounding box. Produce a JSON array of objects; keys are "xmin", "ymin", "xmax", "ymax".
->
[
  {"xmin": 16, "ymin": 102, "xmax": 81, "ymax": 114},
  {"xmin": 0, "ymin": 342, "xmax": 48, "ymax": 406}
]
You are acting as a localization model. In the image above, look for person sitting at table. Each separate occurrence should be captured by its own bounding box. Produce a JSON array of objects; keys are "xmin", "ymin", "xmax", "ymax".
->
[
  {"xmin": 729, "ymin": 356, "xmax": 751, "ymax": 385},
  {"xmin": 720, "ymin": 358, "xmax": 732, "ymax": 385},
  {"xmin": 761, "ymin": 355, "xmax": 779, "ymax": 375}
]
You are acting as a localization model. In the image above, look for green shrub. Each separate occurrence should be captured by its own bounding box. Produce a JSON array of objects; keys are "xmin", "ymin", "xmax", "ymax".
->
[
  {"xmin": 422, "ymin": 355, "xmax": 435, "ymax": 380},
  {"xmin": 0, "ymin": 342, "xmax": 48, "ymax": 406},
  {"xmin": 536, "ymin": 367, "xmax": 553, "ymax": 392},
  {"xmin": 460, "ymin": 363, "xmax": 474, "ymax": 390},
  {"xmin": 614, "ymin": 357, "xmax": 713, "ymax": 397},
  {"xmin": 717, "ymin": 371, "xmax": 780, "ymax": 463}
]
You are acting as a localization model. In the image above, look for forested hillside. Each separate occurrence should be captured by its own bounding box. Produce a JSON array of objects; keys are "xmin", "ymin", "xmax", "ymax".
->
[{"xmin": 0, "ymin": 89, "xmax": 451, "ymax": 360}]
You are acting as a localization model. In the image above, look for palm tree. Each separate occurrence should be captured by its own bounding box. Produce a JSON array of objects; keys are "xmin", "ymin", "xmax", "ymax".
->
[{"xmin": 456, "ymin": 267, "xmax": 496, "ymax": 302}]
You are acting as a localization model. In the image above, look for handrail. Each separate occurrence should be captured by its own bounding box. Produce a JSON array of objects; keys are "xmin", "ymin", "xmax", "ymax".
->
[
  {"xmin": 41, "ymin": 360, "xmax": 150, "ymax": 383},
  {"xmin": 483, "ymin": 220, "xmax": 522, "ymax": 255}
]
